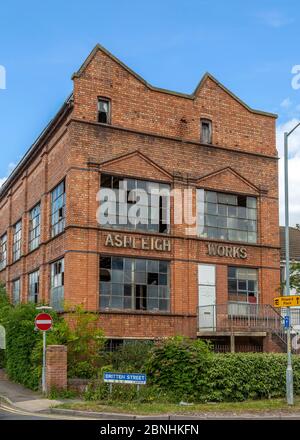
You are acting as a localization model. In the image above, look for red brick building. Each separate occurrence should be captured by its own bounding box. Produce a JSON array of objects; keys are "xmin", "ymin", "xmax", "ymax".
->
[{"xmin": 0, "ymin": 45, "xmax": 282, "ymax": 352}]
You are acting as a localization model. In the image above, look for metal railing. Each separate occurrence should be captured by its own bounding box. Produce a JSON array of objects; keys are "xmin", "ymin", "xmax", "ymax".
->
[
  {"xmin": 197, "ymin": 302, "xmax": 299, "ymax": 334},
  {"xmin": 212, "ymin": 343, "xmax": 263, "ymax": 353}
]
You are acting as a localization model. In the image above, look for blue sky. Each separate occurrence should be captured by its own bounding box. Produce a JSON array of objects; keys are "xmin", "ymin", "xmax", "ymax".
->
[{"xmin": 1, "ymin": 0, "xmax": 300, "ymax": 224}]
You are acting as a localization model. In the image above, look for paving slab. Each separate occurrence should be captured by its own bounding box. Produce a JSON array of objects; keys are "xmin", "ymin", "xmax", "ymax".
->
[{"xmin": 13, "ymin": 399, "xmax": 62, "ymax": 412}]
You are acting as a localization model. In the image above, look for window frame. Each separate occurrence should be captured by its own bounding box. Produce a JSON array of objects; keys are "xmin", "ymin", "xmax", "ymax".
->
[
  {"xmin": 200, "ymin": 118, "xmax": 212, "ymax": 144},
  {"xmin": 97, "ymin": 97, "xmax": 111, "ymax": 124},
  {"xmin": 0, "ymin": 233, "xmax": 7, "ymax": 270},
  {"xmin": 29, "ymin": 203, "xmax": 41, "ymax": 251},
  {"xmin": 12, "ymin": 278, "xmax": 21, "ymax": 305},
  {"xmin": 100, "ymin": 256, "xmax": 170, "ymax": 312},
  {"xmin": 12, "ymin": 220, "xmax": 22, "ymax": 262},
  {"xmin": 100, "ymin": 174, "xmax": 171, "ymax": 234},
  {"xmin": 28, "ymin": 269, "xmax": 39, "ymax": 304},
  {"xmin": 50, "ymin": 258, "xmax": 65, "ymax": 311},
  {"xmin": 228, "ymin": 266, "xmax": 258, "ymax": 304},
  {"xmin": 198, "ymin": 189, "xmax": 258, "ymax": 244},
  {"xmin": 51, "ymin": 181, "xmax": 66, "ymax": 237}
]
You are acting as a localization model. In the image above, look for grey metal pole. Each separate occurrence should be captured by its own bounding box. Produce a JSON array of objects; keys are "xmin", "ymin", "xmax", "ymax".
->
[
  {"xmin": 42, "ymin": 331, "xmax": 47, "ymax": 394},
  {"xmin": 284, "ymin": 131, "xmax": 294, "ymax": 405}
]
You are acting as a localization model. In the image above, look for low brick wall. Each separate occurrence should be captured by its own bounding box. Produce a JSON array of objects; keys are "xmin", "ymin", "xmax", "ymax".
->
[{"xmin": 67, "ymin": 378, "xmax": 89, "ymax": 394}]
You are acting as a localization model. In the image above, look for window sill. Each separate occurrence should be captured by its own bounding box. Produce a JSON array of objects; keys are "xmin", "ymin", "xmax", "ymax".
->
[
  {"xmin": 197, "ymin": 235, "xmax": 258, "ymax": 246},
  {"xmin": 98, "ymin": 309, "xmax": 195, "ymax": 318},
  {"xmin": 100, "ymin": 308, "xmax": 170, "ymax": 315}
]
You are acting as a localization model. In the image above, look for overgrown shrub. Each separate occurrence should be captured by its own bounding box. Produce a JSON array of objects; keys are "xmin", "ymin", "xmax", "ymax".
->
[
  {"xmin": 66, "ymin": 305, "xmax": 105, "ymax": 378},
  {"xmin": 1, "ymin": 299, "xmax": 69, "ymax": 390},
  {"xmin": 101, "ymin": 340, "xmax": 154, "ymax": 372},
  {"xmin": 0, "ymin": 286, "xmax": 105, "ymax": 388},
  {"xmin": 145, "ymin": 336, "xmax": 212, "ymax": 399},
  {"xmin": 84, "ymin": 379, "xmax": 177, "ymax": 403}
]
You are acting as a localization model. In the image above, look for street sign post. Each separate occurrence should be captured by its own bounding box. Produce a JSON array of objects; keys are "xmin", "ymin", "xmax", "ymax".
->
[
  {"xmin": 103, "ymin": 372, "xmax": 147, "ymax": 394},
  {"xmin": 35, "ymin": 312, "xmax": 53, "ymax": 394},
  {"xmin": 284, "ymin": 315, "xmax": 290, "ymax": 329},
  {"xmin": 35, "ymin": 313, "xmax": 53, "ymax": 331},
  {"xmin": 273, "ymin": 295, "xmax": 300, "ymax": 308}
]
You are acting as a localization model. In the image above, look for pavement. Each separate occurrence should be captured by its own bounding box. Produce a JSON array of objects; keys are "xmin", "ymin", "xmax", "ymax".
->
[{"xmin": 0, "ymin": 369, "xmax": 63, "ymax": 413}]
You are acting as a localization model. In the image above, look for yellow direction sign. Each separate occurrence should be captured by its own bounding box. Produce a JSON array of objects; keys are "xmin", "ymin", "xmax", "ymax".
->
[{"xmin": 273, "ymin": 295, "xmax": 300, "ymax": 308}]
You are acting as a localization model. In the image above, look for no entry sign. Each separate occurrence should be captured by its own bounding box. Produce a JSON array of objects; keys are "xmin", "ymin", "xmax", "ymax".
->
[{"xmin": 35, "ymin": 313, "xmax": 53, "ymax": 331}]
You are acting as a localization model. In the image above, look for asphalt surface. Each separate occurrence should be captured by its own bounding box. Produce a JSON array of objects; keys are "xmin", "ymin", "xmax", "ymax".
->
[
  {"xmin": 0, "ymin": 403, "xmax": 53, "ymax": 419},
  {"xmin": 0, "ymin": 401, "xmax": 97, "ymax": 420}
]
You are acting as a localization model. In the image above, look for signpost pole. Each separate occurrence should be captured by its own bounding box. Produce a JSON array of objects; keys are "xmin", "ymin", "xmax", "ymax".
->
[
  {"xmin": 42, "ymin": 330, "xmax": 47, "ymax": 394},
  {"xmin": 35, "ymin": 306, "xmax": 52, "ymax": 395},
  {"xmin": 284, "ymin": 131, "xmax": 294, "ymax": 405}
]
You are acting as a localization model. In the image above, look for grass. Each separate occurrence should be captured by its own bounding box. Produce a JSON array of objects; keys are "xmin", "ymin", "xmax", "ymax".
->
[{"xmin": 57, "ymin": 397, "xmax": 300, "ymax": 415}]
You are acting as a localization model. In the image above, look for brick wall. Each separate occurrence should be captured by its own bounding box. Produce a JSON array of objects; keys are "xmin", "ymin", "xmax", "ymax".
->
[
  {"xmin": 46, "ymin": 345, "xmax": 67, "ymax": 391},
  {"xmin": 263, "ymin": 333, "xmax": 285, "ymax": 353}
]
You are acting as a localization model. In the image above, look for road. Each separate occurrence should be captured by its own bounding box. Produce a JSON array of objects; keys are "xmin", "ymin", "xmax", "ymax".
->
[{"xmin": 0, "ymin": 401, "xmax": 95, "ymax": 420}]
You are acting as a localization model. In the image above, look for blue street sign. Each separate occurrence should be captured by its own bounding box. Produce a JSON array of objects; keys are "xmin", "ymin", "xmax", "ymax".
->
[
  {"xmin": 284, "ymin": 315, "xmax": 290, "ymax": 329},
  {"xmin": 103, "ymin": 372, "xmax": 147, "ymax": 385}
]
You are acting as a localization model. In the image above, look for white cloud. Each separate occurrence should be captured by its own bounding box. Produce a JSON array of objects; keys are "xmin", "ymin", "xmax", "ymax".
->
[
  {"xmin": 277, "ymin": 119, "xmax": 300, "ymax": 226},
  {"xmin": 258, "ymin": 10, "xmax": 294, "ymax": 28},
  {"xmin": 0, "ymin": 162, "xmax": 17, "ymax": 189},
  {"xmin": 280, "ymin": 98, "xmax": 292, "ymax": 109}
]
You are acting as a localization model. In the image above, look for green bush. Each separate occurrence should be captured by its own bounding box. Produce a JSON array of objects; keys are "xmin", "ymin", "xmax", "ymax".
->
[
  {"xmin": 68, "ymin": 361, "xmax": 97, "ymax": 379},
  {"xmin": 101, "ymin": 340, "xmax": 154, "ymax": 372},
  {"xmin": 0, "ymin": 286, "xmax": 105, "ymax": 388},
  {"xmin": 146, "ymin": 338, "xmax": 300, "ymax": 402},
  {"xmin": 145, "ymin": 336, "xmax": 212, "ymax": 399},
  {"xmin": 197, "ymin": 353, "xmax": 300, "ymax": 402},
  {"xmin": 66, "ymin": 305, "xmax": 105, "ymax": 378},
  {"xmin": 1, "ymin": 300, "xmax": 69, "ymax": 390}
]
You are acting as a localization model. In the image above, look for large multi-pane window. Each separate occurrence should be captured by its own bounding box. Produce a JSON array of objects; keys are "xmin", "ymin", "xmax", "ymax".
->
[
  {"xmin": 198, "ymin": 190, "xmax": 257, "ymax": 243},
  {"xmin": 0, "ymin": 233, "xmax": 7, "ymax": 270},
  {"xmin": 51, "ymin": 181, "xmax": 65, "ymax": 237},
  {"xmin": 100, "ymin": 256, "xmax": 170, "ymax": 312},
  {"xmin": 100, "ymin": 175, "xmax": 170, "ymax": 233},
  {"xmin": 50, "ymin": 259, "xmax": 64, "ymax": 311},
  {"xmin": 13, "ymin": 220, "xmax": 22, "ymax": 262},
  {"xmin": 29, "ymin": 204, "xmax": 41, "ymax": 251},
  {"xmin": 228, "ymin": 267, "xmax": 258, "ymax": 303},
  {"xmin": 12, "ymin": 279, "xmax": 20, "ymax": 305},
  {"xmin": 28, "ymin": 270, "xmax": 39, "ymax": 304}
]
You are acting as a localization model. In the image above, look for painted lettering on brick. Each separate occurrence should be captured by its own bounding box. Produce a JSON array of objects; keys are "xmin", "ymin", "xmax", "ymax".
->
[
  {"xmin": 105, "ymin": 233, "xmax": 171, "ymax": 252},
  {"xmin": 207, "ymin": 243, "xmax": 247, "ymax": 259}
]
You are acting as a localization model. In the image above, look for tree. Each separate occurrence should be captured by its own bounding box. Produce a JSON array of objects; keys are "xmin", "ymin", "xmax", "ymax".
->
[{"xmin": 281, "ymin": 261, "xmax": 300, "ymax": 293}]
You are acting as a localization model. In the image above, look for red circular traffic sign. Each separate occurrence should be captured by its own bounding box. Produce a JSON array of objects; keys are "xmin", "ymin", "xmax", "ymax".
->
[{"xmin": 35, "ymin": 313, "xmax": 53, "ymax": 331}]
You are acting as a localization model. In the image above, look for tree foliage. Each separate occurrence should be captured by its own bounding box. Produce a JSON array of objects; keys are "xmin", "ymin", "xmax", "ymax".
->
[{"xmin": 0, "ymin": 286, "xmax": 105, "ymax": 388}]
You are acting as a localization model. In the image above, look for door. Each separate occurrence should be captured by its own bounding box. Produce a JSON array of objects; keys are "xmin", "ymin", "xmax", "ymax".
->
[{"xmin": 198, "ymin": 265, "xmax": 216, "ymax": 331}]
